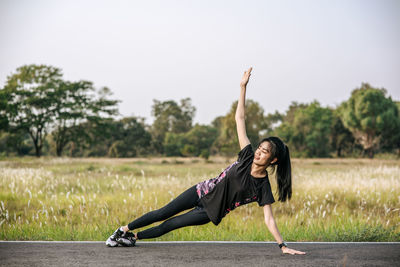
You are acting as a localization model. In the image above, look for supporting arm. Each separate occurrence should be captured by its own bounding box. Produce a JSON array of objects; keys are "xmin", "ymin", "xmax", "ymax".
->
[{"xmin": 263, "ymin": 204, "xmax": 306, "ymax": 255}]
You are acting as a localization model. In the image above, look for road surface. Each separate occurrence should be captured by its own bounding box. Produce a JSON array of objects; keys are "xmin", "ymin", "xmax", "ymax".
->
[{"xmin": 0, "ymin": 241, "xmax": 399, "ymax": 266}]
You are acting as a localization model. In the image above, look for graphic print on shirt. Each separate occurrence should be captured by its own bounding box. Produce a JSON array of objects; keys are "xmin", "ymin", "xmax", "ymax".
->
[
  {"xmin": 225, "ymin": 195, "xmax": 258, "ymax": 215},
  {"xmin": 196, "ymin": 161, "xmax": 238, "ymax": 198}
]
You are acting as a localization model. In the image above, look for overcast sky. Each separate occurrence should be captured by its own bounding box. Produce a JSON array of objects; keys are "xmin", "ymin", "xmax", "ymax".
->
[{"xmin": 1, "ymin": 0, "xmax": 399, "ymax": 124}]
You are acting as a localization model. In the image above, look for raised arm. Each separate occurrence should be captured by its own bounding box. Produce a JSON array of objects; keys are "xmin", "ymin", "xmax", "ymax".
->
[{"xmin": 235, "ymin": 67, "xmax": 252, "ymax": 150}]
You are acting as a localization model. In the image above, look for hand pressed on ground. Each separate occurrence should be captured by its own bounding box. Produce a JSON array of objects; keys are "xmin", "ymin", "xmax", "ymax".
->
[{"xmin": 282, "ymin": 246, "xmax": 306, "ymax": 255}]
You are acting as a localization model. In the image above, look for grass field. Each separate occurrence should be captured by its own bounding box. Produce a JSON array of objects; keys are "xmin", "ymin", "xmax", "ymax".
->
[{"xmin": 0, "ymin": 156, "xmax": 399, "ymax": 242}]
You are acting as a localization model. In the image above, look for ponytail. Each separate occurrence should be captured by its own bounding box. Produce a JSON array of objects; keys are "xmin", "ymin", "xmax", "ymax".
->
[
  {"xmin": 259, "ymin": 137, "xmax": 292, "ymax": 202},
  {"xmin": 276, "ymin": 145, "xmax": 292, "ymax": 202}
]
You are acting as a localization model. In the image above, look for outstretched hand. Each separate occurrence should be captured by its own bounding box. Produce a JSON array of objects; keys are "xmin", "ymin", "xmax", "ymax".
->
[
  {"xmin": 240, "ymin": 67, "xmax": 253, "ymax": 88},
  {"xmin": 281, "ymin": 246, "xmax": 306, "ymax": 255}
]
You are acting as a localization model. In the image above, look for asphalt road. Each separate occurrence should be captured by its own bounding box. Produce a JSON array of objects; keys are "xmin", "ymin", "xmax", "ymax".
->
[{"xmin": 0, "ymin": 241, "xmax": 399, "ymax": 267}]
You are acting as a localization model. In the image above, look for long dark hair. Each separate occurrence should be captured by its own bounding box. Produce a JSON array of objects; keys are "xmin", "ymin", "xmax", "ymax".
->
[{"xmin": 258, "ymin": 137, "xmax": 292, "ymax": 202}]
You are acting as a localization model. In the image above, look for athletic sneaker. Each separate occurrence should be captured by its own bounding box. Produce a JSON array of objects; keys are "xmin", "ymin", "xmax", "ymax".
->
[
  {"xmin": 105, "ymin": 227, "xmax": 124, "ymax": 247},
  {"xmin": 116, "ymin": 232, "xmax": 136, "ymax": 247}
]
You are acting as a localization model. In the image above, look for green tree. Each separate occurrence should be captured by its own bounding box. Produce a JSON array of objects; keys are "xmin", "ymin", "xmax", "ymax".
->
[
  {"xmin": 163, "ymin": 132, "xmax": 185, "ymax": 156},
  {"xmin": 0, "ymin": 65, "xmax": 63, "ymax": 157},
  {"xmin": 330, "ymin": 110, "xmax": 355, "ymax": 157},
  {"xmin": 163, "ymin": 124, "xmax": 218, "ymax": 157},
  {"xmin": 281, "ymin": 102, "xmax": 308, "ymax": 124},
  {"xmin": 151, "ymin": 98, "xmax": 195, "ymax": 154},
  {"xmin": 69, "ymin": 117, "xmax": 116, "ymax": 157},
  {"xmin": 181, "ymin": 124, "xmax": 218, "ymax": 157},
  {"xmin": 0, "ymin": 64, "xmax": 120, "ymax": 157},
  {"xmin": 267, "ymin": 102, "xmax": 306, "ymax": 153},
  {"xmin": 108, "ymin": 117, "xmax": 151, "ymax": 157},
  {"xmin": 0, "ymin": 129, "xmax": 33, "ymax": 156},
  {"xmin": 210, "ymin": 116, "xmax": 223, "ymax": 155},
  {"xmin": 378, "ymin": 101, "xmax": 400, "ymax": 156},
  {"xmin": 275, "ymin": 101, "xmax": 333, "ymax": 157},
  {"xmin": 263, "ymin": 111, "xmax": 283, "ymax": 138},
  {"xmin": 52, "ymin": 83, "xmax": 119, "ymax": 156},
  {"xmin": 339, "ymin": 83, "xmax": 400, "ymax": 158}
]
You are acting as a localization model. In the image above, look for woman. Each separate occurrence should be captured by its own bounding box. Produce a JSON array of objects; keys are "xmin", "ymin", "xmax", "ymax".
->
[{"xmin": 106, "ymin": 67, "xmax": 305, "ymax": 255}]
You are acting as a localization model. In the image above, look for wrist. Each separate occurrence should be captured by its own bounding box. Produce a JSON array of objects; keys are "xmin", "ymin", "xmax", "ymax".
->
[{"xmin": 278, "ymin": 241, "xmax": 288, "ymax": 249}]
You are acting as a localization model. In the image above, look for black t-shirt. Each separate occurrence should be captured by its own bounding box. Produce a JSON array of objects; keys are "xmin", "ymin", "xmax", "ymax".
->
[{"xmin": 199, "ymin": 144, "xmax": 275, "ymax": 225}]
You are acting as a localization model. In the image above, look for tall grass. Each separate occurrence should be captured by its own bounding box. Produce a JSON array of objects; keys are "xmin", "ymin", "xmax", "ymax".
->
[{"xmin": 0, "ymin": 157, "xmax": 399, "ymax": 241}]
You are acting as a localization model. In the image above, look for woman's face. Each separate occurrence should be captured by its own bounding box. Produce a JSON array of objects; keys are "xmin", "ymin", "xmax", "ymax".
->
[{"xmin": 253, "ymin": 141, "xmax": 277, "ymax": 166}]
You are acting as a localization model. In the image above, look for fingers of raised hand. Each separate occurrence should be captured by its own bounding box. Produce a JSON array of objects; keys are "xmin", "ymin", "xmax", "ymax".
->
[
  {"xmin": 243, "ymin": 67, "xmax": 252, "ymax": 75},
  {"xmin": 245, "ymin": 67, "xmax": 252, "ymax": 76},
  {"xmin": 240, "ymin": 67, "xmax": 253, "ymax": 86}
]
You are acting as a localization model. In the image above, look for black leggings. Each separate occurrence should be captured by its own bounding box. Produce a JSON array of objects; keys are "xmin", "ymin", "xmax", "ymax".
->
[{"xmin": 127, "ymin": 185, "xmax": 211, "ymax": 239}]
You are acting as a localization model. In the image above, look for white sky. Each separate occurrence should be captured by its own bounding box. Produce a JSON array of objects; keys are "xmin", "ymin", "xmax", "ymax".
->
[{"xmin": 1, "ymin": 0, "xmax": 399, "ymax": 124}]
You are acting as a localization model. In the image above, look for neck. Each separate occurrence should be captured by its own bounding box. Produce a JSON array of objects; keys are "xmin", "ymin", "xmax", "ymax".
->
[{"xmin": 251, "ymin": 162, "xmax": 267, "ymax": 177}]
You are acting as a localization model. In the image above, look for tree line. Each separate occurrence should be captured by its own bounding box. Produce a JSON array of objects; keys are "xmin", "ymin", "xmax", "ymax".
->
[{"xmin": 1, "ymin": 64, "xmax": 399, "ymax": 158}]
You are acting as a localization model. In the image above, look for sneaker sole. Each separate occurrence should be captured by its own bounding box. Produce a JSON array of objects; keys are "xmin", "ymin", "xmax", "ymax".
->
[
  {"xmin": 106, "ymin": 237, "xmax": 118, "ymax": 247},
  {"xmin": 116, "ymin": 237, "xmax": 136, "ymax": 247}
]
